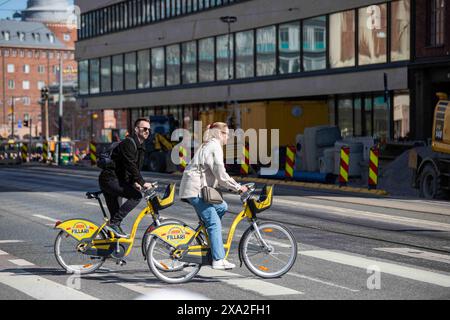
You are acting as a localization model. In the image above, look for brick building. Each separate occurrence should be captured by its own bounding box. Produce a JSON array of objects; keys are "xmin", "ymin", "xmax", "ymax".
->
[{"xmin": 0, "ymin": 0, "xmax": 77, "ymax": 140}]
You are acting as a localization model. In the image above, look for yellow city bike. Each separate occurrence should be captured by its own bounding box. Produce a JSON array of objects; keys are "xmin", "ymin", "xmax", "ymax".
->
[
  {"xmin": 146, "ymin": 183, "xmax": 298, "ymax": 284},
  {"xmin": 53, "ymin": 182, "xmax": 183, "ymax": 274}
]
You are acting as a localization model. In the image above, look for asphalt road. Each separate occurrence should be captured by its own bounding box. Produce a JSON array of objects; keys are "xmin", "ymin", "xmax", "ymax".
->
[{"xmin": 0, "ymin": 165, "xmax": 449, "ymax": 301}]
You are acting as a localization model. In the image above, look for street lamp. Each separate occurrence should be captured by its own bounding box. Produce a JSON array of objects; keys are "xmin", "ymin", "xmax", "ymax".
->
[
  {"xmin": 10, "ymin": 96, "xmax": 25, "ymax": 139},
  {"xmin": 91, "ymin": 112, "xmax": 98, "ymax": 141}
]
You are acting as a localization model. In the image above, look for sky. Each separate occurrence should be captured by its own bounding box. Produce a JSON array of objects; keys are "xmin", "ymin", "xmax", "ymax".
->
[{"xmin": 0, "ymin": 0, "xmax": 74, "ymax": 20}]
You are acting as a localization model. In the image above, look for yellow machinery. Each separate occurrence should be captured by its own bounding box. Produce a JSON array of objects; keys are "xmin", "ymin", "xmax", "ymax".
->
[{"xmin": 410, "ymin": 93, "xmax": 450, "ymax": 199}]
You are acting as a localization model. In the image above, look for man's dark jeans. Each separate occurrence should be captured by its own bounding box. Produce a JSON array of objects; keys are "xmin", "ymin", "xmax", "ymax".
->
[{"xmin": 99, "ymin": 177, "xmax": 142, "ymax": 226}]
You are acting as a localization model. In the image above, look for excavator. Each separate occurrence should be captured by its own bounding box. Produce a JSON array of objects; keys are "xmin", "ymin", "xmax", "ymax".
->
[
  {"xmin": 409, "ymin": 93, "xmax": 450, "ymax": 199},
  {"xmin": 143, "ymin": 115, "xmax": 178, "ymax": 173}
]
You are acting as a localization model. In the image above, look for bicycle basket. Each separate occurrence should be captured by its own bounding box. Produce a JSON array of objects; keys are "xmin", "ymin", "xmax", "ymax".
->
[
  {"xmin": 248, "ymin": 185, "xmax": 274, "ymax": 214},
  {"xmin": 150, "ymin": 183, "xmax": 175, "ymax": 211}
]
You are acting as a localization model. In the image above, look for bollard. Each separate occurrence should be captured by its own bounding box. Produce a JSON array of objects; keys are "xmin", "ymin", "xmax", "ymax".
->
[
  {"xmin": 179, "ymin": 145, "xmax": 187, "ymax": 172},
  {"xmin": 285, "ymin": 146, "xmax": 296, "ymax": 179},
  {"xmin": 42, "ymin": 141, "xmax": 48, "ymax": 164},
  {"xmin": 368, "ymin": 147, "xmax": 379, "ymax": 190},
  {"xmin": 90, "ymin": 142, "xmax": 97, "ymax": 166},
  {"xmin": 339, "ymin": 146, "xmax": 350, "ymax": 187},
  {"xmin": 240, "ymin": 143, "xmax": 250, "ymax": 176},
  {"xmin": 21, "ymin": 144, "xmax": 28, "ymax": 163}
]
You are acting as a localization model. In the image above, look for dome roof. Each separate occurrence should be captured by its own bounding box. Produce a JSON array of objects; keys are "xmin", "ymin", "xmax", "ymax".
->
[{"xmin": 21, "ymin": 0, "xmax": 72, "ymax": 24}]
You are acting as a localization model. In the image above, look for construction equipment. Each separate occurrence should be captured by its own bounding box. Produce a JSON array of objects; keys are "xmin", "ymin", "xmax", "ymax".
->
[
  {"xmin": 143, "ymin": 115, "xmax": 178, "ymax": 173},
  {"xmin": 409, "ymin": 93, "xmax": 450, "ymax": 199}
]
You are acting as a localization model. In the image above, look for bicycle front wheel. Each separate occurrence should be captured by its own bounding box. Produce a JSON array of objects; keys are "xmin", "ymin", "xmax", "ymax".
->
[
  {"xmin": 147, "ymin": 236, "xmax": 201, "ymax": 284},
  {"xmin": 240, "ymin": 222, "xmax": 297, "ymax": 278}
]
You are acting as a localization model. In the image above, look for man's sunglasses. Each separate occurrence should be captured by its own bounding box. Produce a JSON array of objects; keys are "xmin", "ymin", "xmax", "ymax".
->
[{"xmin": 138, "ymin": 127, "xmax": 151, "ymax": 132}]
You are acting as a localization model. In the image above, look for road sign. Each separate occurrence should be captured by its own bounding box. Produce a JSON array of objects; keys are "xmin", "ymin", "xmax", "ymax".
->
[{"xmin": 18, "ymin": 120, "xmax": 22, "ymax": 128}]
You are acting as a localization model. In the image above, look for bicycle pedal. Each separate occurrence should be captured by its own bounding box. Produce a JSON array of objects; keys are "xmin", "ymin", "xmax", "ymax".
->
[{"xmin": 116, "ymin": 259, "xmax": 127, "ymax": 266}]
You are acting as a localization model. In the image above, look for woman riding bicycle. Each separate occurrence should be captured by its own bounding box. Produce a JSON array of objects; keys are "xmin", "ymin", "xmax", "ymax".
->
[{"xmin": 179, "ymin": 122, "xmax": 248, "ymax": 270}]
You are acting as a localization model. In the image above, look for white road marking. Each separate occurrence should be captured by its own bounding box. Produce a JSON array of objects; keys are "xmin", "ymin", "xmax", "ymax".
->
[
  {"xmin": 198, "ymin": 267, "xmax": 302, "ymax": 296},
  {"xmin": 0, "ymin": 250, "xmax": 8, "ymax": 256},
  {"xmin": 9, "ymin": 259, "xmax": 35, "ymax": 266},
  {"xmin": 0, "ymin": 271, "xmax": 98, "ymax": 300},
  {"xmin": 287, "ymin": 272, "xmax": 360, "ymax": 292},
  {"xmin": 0, "ymin": 240, "xmax": 24, "ymax": 244},
  {"xmin": 374, "ymin": 247, "xmax": 450, "ymax": 265},
  {"xmin": 276, "ymin": 198, "xmax": 450, "ymax": 231},
  {"xmin": 32, "ymin": 214, "xmax": 58, "ymax": 223},
  {"xmin": 300, "ymin": 250, "xmax": 450, "ymax": 287}
]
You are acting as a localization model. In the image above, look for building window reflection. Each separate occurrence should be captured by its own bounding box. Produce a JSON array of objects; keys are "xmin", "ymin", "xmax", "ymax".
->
[
  {"xmin": 137, "ymin": 49, "xmax": 151, "ymax": 89},
  {"xmin": 182, "ymin": 41, "xmax": 197, "ymax": 84},
  {"xmin": 199, "ymin": 37, "xmax": 215, "ymax": 82},
  {"xmin": 391, "ymin": 0, "xmax": 410, "ymax": 61},
  {"xmin": 79, "ymin": 60, "xmax": 89, "ymax": 95},
  {"xmin": 89, "ymin": 59, "xmax": 100, "ymax": 94},
  {"xmin": 278, "ymin": 22, "xmax": 300, "ymax": 74},
  {"xmin": 303, "ymin": 16, "xmax": 327, "ymax": 71},
  {"xmin": 338, "ymin": 97, "xmax": 353, "ymax": 137},
  {"xmin": 236, "ymin": 30, "xmax": 254, "ymax": 79},
  {"xmin": 125, "ymin": 52, "xmax": 137, "ymax": 90},
  {"xmin": 358, "ymin": 4, "xmax": 387, "ymax": 65},
  {"xmin": 216, "ymin": 34, "xmax": 234, "ymax": 80},
  {"xmin": 373, "ymin": 95, "xmax": 389, "ymax": 140},
  {"xmin": 256, "ymin": 26, "xmax": 276, "ymax": 76},
  {"xmin": 393, "ymin": 92, "xmax": 410, "ymax": 140},
  {"xmin": 112, "ymin": 54, "xmax": 124, "ymax": 92},
  {"xmin": 166, "ymin": 44, "xmax": 181, "ymax": 86},
  {"xmin": 152, "ymin": 47, "xmax": 165, "ymax": 87},
  {"xmin": 329, "ymin": 10, "xmax": 355, "ymax": 68},
  {"xmin": 100, "ymin": 57, "xmax": 111, "ymax": 93}
]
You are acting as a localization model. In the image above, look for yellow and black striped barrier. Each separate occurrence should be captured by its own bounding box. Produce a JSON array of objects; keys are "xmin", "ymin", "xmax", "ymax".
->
[
  {"xmin": 240, "ymin": 143, "xmax": 250, "ymax": 176},
  {"xmin": 20, "ymin": 144, "xmax": 28, "ymax": 163},
  {"xmin": 90, "ymin": 142, "xmax": 97, "ymax": 166},
  {"xmin": 339, "ymin": 146, "xmax": 350, "ymax": 187},
  {"xmin": 368, "ymin": 147, "xmax": 379, "ymax": 190},
  {"xmin": 285, "ymin": 146, "xmax": 296, "ymax": 179},
  {"xmin": 42, "ymin": 141, "xmax": 48, "ymax": 164}
]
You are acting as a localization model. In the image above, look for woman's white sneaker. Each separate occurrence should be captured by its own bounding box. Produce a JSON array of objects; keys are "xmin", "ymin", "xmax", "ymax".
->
[{"xmin": 212, "ymin": 259, "xmax": 236, "ymax": 270}]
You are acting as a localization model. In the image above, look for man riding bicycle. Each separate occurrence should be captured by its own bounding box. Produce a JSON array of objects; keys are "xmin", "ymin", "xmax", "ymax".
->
[{"xmin": 98, "ymin": 118, "xmax": 154, "ymax": 238}]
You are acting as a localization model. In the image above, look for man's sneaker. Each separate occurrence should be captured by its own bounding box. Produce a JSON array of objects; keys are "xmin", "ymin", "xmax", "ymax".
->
[
  {"xmin": 212, "ymin": 259, "xmax": 235, "ymax": 270},
  {"xmin": 105, "ymin": 224, "xmax": 128, "ymax": 238}
]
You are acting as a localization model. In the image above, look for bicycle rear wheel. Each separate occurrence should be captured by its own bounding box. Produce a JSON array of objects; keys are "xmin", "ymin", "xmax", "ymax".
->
[
  {"xmin": 146, "ymin": 236, "xmax": 201, "ymax": 284},
  {"xmin": 54, "ymin": 231, "xmax": 106, "ymax": 274},
  {"xmin": 240, "ymin": 222, "xmax": 297, "ymax": 278}
]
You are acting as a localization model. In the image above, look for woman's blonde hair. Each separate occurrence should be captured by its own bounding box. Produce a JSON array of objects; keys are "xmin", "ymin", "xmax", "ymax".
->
[{"xmin": 203, "ymin": 122, "xmax": 228, "ymax": 142}]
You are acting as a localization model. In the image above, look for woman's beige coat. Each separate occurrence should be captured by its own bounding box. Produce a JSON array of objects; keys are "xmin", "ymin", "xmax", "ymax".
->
[{"xmin": 179, "ymin": 138, "xmax": 241, "ymax": 199}]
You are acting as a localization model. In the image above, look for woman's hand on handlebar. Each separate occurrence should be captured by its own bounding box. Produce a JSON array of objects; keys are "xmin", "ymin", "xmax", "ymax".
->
[{"xmin": 239, "ymin": 185, "xmax": 249, "ymax": 194}]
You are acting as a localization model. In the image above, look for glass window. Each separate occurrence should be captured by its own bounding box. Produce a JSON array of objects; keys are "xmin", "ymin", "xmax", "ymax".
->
[
  {"xmin": 393, "ymin": 92, "xmax": 410, "ymax": 140},
  {"xmin": 338, "ymin": 97, "xmax": 353, "ymax": 137},
  {"xmin": 199, "ymin": 37, "xmax": 215, "ymax": 82},
  {"xmin": 373, "ymin": 95, "xmax": 389, "ymax": 140},
  {"xmin": 216, "ymin": 34, "xmax": 234, "ymax": 80},
  {"xmin": 329, "ymin": 10, "xmax": 355, "ymax": 68},
  {"xmin": 89, "ymin": 59, "xmax": 100, "ymax": 94},
  {"xmin": 166, "ymin": 44, "xmax": 181, "ymax": 86},
  {"xmin": 125, "ymin": 52, "xmax": 137, "ymax": 90},
  {"xmin": 182, "ymin": 41, "xmax": 197, "ymax": 84},
  {"xmin": 303, "ymin": 16, "xmax": 327, "ymax": 71},
  {"xmin": 112, "ymin": 54, "xmax": 124, "ymax": 92},
  {"xmin": 328, "ymin": 97, "xmax": 336, "ymax": 125},
  {"xmin": 236, "ymin": 30, "xmax": 254, "ymax": 79},
  {"xmin": 100, "ymin": 57, "xmax": 111, "ymax": 93},
  {"xmin": 138, "ymin": 49, "xmax": 151, "ymax": 89},
  {"xmin": 152, "ymin": 47, "xmax": 165, "ymax": 87},
  {"xmin": 428, "ymin": 0, "xmax": 445, "ymax": 46},
  {"xmin": 256, "ymin": 26, "xmax": 276, "ymax": 76},
  {"xmin": 391, "ymin": 0, "xmax": 410, "ymax": 61},
  {"xmin": 365, "ymin": 97, "xmax": 373, "ymax": 136},
  {"xmin": 279, "ymin": 22, "xmax": 300, "ymax": 74},
  {"xmin": 358, "ymin": 4, "xmax": 387, "ymax": 65},
  {"xmin": 354, "ymin": 98, "xmax": 362, "ymax": 136},
  {"xmin": 79, "ymin": 60, "xmax": 89, "ymax": 95}
]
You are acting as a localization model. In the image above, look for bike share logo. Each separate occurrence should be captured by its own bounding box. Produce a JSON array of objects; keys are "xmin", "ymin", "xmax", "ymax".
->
[
  {"xmin": 166, "ymin": 227, "xmax": 186, "ymax": 243},
  {"xmin": 72, "ymin": 222, "xmax": 90, "ymax": 235}
]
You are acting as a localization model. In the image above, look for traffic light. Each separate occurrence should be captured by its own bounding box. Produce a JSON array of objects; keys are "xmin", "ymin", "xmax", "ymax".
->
[
  {"xmin": 40, "ymin": 87, "xmax": 49, "ymax": 101},
  {"xmin": 23, "ymin": 120, "xmax": 29, "ymax": 127}
]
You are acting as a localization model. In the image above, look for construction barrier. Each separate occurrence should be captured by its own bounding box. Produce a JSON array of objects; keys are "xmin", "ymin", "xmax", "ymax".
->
[
  {"xmin": 368, "ymin": 147, "xmax": 379, "ymax": 189},
  {"xmin": 240, "ymin": 143, "xmax": 250, "ymax": 176},
  {"xmin": 90, "ymin": 142, "xmax": 97, "ymax": 166},
  {"xmin": 179, "ymin": 145, "xmax": 187, "ymax": 172},
  {"xmin": 20, "ymin": 144, "xmax": 28, "ymax": 163},
  {"xmin": 285, "ymin": 146, "xmax": 296, "ymax": 179},
  {"xmin": 42, "ymin": 141, "xmax": 48, "ymax": 164},
  {"xmin": 339, "ymin": 146, "xmax": 350, "ymax": 187}
]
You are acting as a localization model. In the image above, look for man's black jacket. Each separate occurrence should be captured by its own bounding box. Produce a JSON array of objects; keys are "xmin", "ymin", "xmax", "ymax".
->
[{"xmin": 101, "ymin": 134, "xmax": 146, "ymax": 187}]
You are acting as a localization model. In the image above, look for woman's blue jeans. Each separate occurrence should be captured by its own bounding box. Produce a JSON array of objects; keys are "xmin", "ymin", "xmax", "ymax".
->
[{"xmin": 187, "ymin": 197, "xmax": 228, "ymax": 261}]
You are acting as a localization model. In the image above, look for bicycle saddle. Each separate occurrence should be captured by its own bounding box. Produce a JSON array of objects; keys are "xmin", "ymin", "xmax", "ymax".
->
[{"xmin": 86, "ymin": 191, "xmax": 103, "ymax": 199}]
